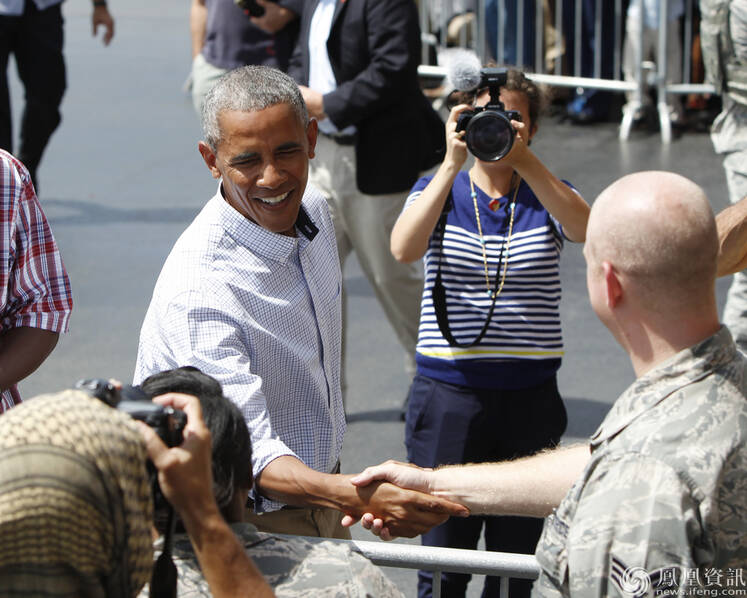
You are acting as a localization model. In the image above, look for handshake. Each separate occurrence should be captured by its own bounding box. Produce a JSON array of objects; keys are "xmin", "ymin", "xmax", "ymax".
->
[{"xmin": 340, "ymin": 461, "xmax": 469, "ymax": 541}]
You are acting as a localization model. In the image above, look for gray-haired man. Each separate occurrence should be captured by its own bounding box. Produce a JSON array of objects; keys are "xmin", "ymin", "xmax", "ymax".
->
[{"xmin": 135, "ymin": 65, "xmax": 467, "ymax": 539}]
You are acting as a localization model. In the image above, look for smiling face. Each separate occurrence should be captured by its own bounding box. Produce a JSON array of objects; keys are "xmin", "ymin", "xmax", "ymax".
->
[{"xmin": 199, "ymin": 103, "xmax": 318, "ymax": 236}]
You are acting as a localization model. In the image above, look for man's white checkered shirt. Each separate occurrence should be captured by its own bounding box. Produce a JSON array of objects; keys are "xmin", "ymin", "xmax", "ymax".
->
[{"xmin": 134, "ymin": 184, "xmax": 344, "ymax": 513}]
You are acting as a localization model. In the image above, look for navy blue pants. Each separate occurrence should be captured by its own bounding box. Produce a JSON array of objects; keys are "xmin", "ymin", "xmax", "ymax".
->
[{"xmin": 405, "ymin": 373, "xmax": 567, "ymax": 598}]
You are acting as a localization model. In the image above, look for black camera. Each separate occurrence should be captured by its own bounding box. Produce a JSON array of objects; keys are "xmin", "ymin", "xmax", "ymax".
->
[
  {"xmin": 235, "ymin": 0, "xmax": 265, "ymax": 17},
  {"xmin": 75, "ymin": 378, "xmax": 186, "ymax": 448},
  {"xmin": 455, "ymin": 67, "xmax": 522, "ymax": 162}
]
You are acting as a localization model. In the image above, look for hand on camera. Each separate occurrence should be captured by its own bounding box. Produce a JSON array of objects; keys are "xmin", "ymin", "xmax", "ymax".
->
[
  {"xmin": 138, "ymin": 393, "xmax": 218, "ymax": 521},
  {"xmin": 444, "ymin": 104, "xmax": 471, "ymax": 170}
]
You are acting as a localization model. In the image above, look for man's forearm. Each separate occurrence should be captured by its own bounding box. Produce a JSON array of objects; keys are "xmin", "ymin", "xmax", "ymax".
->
[
  {"xmin": 257, "ymin": 455, "xmax": 469, "ymax": 537},
  {"xmin": 716, "ymin": 195, "xmax": 747, "ymax": 277},
  {"xmin": 257, "ymin": 455, "xmax": 358, "ymax": 510},
  {"xmin": 0, "ymin": 327, "xmax": 59, "ymax": 391},
  {"xmin": 429, "ymin": 444, "xmax": 591, "ymax": 517}
]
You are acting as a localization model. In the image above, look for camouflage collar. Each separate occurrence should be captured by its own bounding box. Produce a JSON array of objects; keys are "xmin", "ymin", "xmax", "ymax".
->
[{"xmin": 590, "ymin": 326, "xmax": 737, "ymax": 448}]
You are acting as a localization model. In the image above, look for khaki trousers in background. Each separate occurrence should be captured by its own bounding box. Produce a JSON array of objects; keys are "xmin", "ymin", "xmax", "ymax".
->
[{"xmin": 309, "ymin": 134, "xmax": 423, "ymax": 400}]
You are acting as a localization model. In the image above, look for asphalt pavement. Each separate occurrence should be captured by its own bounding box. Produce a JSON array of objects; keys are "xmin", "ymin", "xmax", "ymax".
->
[{"xmin": 9, "ymin": 2, "xmax": 733, "ymax": 596}]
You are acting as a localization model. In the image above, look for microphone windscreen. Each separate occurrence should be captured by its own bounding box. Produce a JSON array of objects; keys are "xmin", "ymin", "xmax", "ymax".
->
[{"xmin": 442, "ymin": 48, "xmax": 482, "ymax": 91}]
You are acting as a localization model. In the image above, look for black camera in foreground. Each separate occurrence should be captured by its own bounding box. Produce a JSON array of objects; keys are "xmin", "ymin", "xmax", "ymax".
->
[
  {"xmin": 75, "ymin": 378, "xmax": 186, "ymax": 447},
  {"xmin": 455, "ymin": 67, "xmax": 522, "ymax": 162}
]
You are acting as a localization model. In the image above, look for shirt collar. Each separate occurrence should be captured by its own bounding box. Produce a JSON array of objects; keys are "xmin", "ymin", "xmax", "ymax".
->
[
  {"xmin": 590, "ymin": 326, "xmax": 738, "ymax": 449},
  {"xmin": 213, "ymin": 183, "xmax": 319, "ymax": 263}
]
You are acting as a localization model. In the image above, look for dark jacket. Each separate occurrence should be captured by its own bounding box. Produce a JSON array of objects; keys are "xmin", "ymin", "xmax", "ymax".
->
[{"xmin": 288, "ymin": 0, "xmax": 445, "ymax": 195}]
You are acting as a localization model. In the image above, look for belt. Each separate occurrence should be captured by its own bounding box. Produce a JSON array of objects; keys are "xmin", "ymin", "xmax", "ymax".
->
[{"xmin": 320, "ymin": 131, "xmax": 357, "ymax": 146}]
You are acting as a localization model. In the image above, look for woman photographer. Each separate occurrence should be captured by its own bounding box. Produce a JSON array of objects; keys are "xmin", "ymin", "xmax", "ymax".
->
[{"xmin": 390, "ymin": 68, "xmax": 589, "ymax": 598}]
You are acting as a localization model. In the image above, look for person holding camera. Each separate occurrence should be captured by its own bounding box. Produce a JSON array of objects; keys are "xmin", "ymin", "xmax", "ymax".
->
[
  {"xmin": 139, "ymin": 366, "xmax": 404, "ymax": 598},
  {"xmin": 390, "ymin": 68, "xmax": 589, "ymax": 598},
  {"xmin": 0, "ymin": 387, "xmax": 273, "ymax": 598}
]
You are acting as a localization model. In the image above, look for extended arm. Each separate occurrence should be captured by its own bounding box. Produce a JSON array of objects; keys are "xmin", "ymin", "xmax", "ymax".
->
[
  {"xmin": 347, "ymin": 444, "xmax": 590, "ymax": 539},
  {"xmin": 504, "ymin": 121, "xmax": 589, "ymax": 242},
  {"xmin": 258, "ymin": 455, "xmax": 469, "ymax": 537},
  {"xmin": 0, "ymin": 327, "xmax": 59, "ymax": 392},
  {"xmin": 716, "ymin": 195, "xmax": 747, "ymax": 277},
  {"xmin": 390, "ymin": 104, "xmax": 470, "ymax": 262},
  {"xmin": 141, "ymin": 393, "xmax": 275, "ymax": 598},
  {"xmin": 190, "ymin": 0, "xmax": 207, "ymax": 59}
]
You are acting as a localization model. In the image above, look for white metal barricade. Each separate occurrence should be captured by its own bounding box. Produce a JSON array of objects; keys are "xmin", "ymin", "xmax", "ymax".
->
[
  {"xmin": 418, "ymin": 0, "xmax": 716, "ymax": 143},
  {"xmin": 349, "ymin": 537, "xmax": 540, "ymax": 598}
]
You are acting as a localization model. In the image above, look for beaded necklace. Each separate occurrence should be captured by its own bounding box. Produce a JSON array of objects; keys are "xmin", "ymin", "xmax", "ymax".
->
[{"xmin": 469, "ymin": 172, "xmax": 519, "ymax": 298}]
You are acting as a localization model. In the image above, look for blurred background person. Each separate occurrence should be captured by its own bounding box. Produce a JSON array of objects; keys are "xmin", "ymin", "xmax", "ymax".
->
[
  {"xmin": 702, "ymin": 0, "xmax": 747, "ymax": 354},
  {"xmin": 0, "ymin": 0, "xmax": 114, "ymax": 191},
  {"xmin": 390, "ymin": 68, "xmax": 589, "ymax": 598},
  {"xmin": 289, "ymin": 0, "xmax": 445, "ymax": 405},
  {"xmin": 622, "ymin": 0, "xmax": 686, "ymax": 126},
  {"xmin": 190, "ymin": 0, "xmax": 301, "ymax": 115}
]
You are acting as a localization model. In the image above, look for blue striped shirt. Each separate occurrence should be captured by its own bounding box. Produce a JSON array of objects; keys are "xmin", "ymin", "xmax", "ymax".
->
[
  {"xmin": 135, "ymin": 184, "xmax": 344, "ymax": 513},
  {"xmin": 405, "ymin": 171, "xmax": 571, "ymax": 390}
]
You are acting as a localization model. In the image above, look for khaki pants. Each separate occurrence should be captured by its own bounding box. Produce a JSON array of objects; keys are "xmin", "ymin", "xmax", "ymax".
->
[
  {"xmin": 310, "ymin": 134, "xmax": 423, "ymax": 399},
  {"xmin": 246, "ymin": 505, "xmax": 352, "ymax": 539}
]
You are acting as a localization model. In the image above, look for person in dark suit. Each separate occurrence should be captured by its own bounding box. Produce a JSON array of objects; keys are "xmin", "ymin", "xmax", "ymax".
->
[{"xmin": 288, "ymin": 0, "xmax": 444, "ymax": 403}]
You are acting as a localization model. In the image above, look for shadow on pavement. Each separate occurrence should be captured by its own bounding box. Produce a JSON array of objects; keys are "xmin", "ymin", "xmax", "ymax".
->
[{"xmin": 40, "ymin": 198, "xmax": 199, "ymax": 225}]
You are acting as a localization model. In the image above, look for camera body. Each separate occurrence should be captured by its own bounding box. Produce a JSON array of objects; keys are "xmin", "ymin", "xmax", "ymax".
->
[
  {"xmin": 455, "ymin": 67, "xmax": 522, "ymax": 162},
  {"xmin": 75, "ymin": 379, "xmax": 186, "ymax": 448},
  {"xmin": 235, "ymin": 0, "xmax": 265, "ymax": 17}
]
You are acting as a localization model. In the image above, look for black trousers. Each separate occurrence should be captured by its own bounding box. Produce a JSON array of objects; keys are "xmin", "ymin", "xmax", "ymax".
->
[
  {"xmin": 0, "ymin": 1, "xmax": 66, "ymax": 182},
  {"xmin": 405, "ymin": 373, "xmax": 568, "ymax": 598}
]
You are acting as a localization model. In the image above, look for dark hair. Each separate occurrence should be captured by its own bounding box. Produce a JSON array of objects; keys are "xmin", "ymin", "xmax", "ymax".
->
[
  {"xmin": 447, "ymin": 65, "xmax": 547, "ymax": 129},
  {"xmin": 140, "ymin": 367, "xmax": 252, "ymax": 520}
]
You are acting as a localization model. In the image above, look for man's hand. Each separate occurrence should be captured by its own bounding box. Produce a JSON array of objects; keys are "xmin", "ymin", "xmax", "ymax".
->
[
  {"xmin": 92, "ymin": 5, "xmax": 115, "ymax": 46},
  {"xmin": 137, "ymin": 392, "xmax": 217, "ymax": 521},
  {"xmin": 339, "ymin": 469, "xmax": 468, "ymax": 541},
  {"xmin": 249, "ymin": 0, "xmax": 297, "ymax": 34},
  {"xmin": 340, "ymin": 461, "xmax": 441, "ymax": 540},
  {"xmin": 299, "ymin": 85, "xmax": 326, "ymax": 120}
]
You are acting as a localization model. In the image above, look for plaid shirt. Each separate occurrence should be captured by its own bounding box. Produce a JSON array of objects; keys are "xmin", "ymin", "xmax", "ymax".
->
[
  {"xmin": 134, "ymin": 184, "xmax": 344, "ymax": 513},
  {"xmin": 0, "ymin": 150, "xmax": 73, "ymax": 412}
]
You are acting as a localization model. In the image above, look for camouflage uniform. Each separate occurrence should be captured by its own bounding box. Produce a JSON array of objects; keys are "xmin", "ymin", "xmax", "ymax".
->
[
  {"xmin": 532, "ymin": 326, "xmax": 747, "ymax": 597},
  {"xmin": 139, "ymin": 522, "xmax": 404, "ymax": 597},
  {"xmin": 702, "ymin": 0, "xmax": 747, "ymax": 354}
]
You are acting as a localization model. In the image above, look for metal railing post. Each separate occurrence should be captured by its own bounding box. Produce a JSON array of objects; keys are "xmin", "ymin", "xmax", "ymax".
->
[{"xmin": 658, "ymin": 0, "xmax": 672, "ymax": 143}]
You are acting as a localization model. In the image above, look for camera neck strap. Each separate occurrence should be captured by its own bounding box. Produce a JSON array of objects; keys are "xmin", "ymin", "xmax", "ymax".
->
[
  {"xmin": 150, "ymin": 503, "xmax": 178, "ymax": 598},
  {"xmin": 431, "ymin": 179, "xmax": 519, "ymax": 348}
]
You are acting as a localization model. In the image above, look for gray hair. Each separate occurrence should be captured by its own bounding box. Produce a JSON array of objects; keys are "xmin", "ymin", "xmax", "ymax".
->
[{"xmin": 201, "ymin": 65, "xmax": 309, "ymax": 151}]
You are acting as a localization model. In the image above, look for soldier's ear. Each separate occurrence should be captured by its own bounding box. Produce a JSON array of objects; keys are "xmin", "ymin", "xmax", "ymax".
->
[{"xmin": 602, "ymin": 261, "xmax": 622, "ymax": 308}]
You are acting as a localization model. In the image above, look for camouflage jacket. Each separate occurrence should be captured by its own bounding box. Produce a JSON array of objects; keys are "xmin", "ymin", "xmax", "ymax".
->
[
  {"xmin": 533, "ymin": 326, "xmax": 747, "ymax": 598},
  {"xmin": 139, "ymin": 522, "xmax": 404, "ymax": 597}
]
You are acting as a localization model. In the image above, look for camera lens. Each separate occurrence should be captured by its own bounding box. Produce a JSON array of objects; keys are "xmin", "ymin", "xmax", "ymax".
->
[{"xmin": 465, "ymin": 111, "xmax": 514, "ymax": 162}]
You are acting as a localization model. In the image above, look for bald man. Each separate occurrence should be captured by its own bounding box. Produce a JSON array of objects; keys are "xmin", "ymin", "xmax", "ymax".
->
[{"xmin": 349, "ymin": 172, "xmax": 747, "ymax": 596}]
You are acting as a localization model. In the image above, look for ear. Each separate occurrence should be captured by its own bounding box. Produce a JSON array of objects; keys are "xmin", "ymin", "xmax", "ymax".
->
[
  {"xmin": 198, "ymin": 141, "xmax": 222, "ymax": 180},
  {"xmin": 306, "ymin": 118, "xmax": 318, "ymax": 160},
  {"xmin": 602, "ymin": 261, "xmax": 623, "ymax": 308}
]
